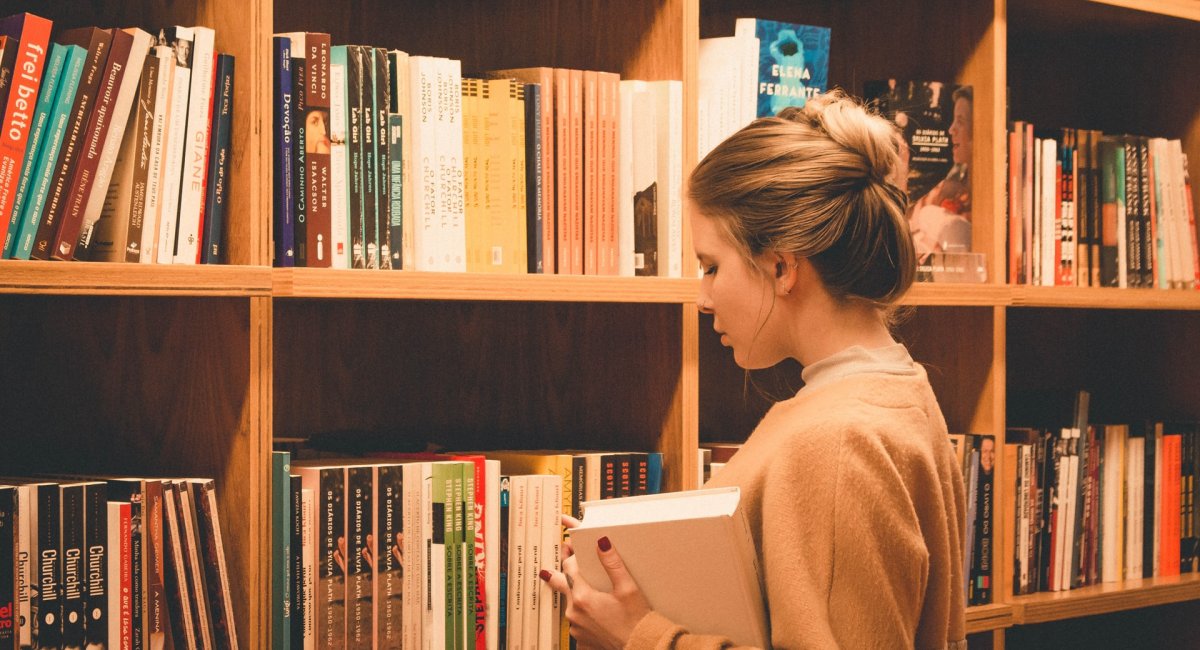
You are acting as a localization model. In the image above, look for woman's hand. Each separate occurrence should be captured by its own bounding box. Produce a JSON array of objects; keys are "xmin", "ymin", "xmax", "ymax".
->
[{"xmin": 541, "ymin": 535, "xmax": 652, "ymax": 650}]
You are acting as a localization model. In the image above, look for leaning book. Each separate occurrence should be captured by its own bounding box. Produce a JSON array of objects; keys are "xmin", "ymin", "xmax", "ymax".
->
[{"xmin": 570, "ymin": 487, "xmax": 767, "ymax": 647}]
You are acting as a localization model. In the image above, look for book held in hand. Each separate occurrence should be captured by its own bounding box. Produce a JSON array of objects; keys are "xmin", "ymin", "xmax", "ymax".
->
[{"xmin": 569, "ymin": 486, "xmax": 768, "ymax": 647}]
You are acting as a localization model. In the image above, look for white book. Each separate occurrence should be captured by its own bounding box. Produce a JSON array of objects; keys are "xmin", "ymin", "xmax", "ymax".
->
[
  {"xmin": 539, "ymin": 475, "xmax": 563, "ymax": 650},
  {"xmin": 1102, "ymin": 425, "xmax": 1124, "ymax": 582},
  {"xmin": 1061, "ymin": 429, "xmax": 1080, "ymax": 591},
  {"xmin": 523, "ymin": 475, "xmax": 544, "ymax": 650},
  {"xmin": 173, "ymin": 26, "xmax": 216, "ymax": 264},
  {"xmin": 157, "ymin": 30, "xmax": 195, "ymax": 264},
  {"xmin": 408, "ymin": 56, "xmax": 439, "ymax": 271},
  {"xmin": 651, "ymin": 80, "xmax": 683, "ymax": 278},
  {"xmin": 504, "ymin": 476, "xmax": 527, "ymax": 650},
  {"xmin": 571, "ymin": 487, "xmax": 768, "ymax": 647},
  {"xmin": 436, "ymin": 56, "xmax": 466, "ymax": 272},
  {"xmin": 1126, "ymin": 436, "xmax": 1145, "ymax": 579},
  {"xmin": 16, "ymin": 485, "xmax": 32, "ymax": 649},
  {"xmin": 142, "ymin": 46, "xmax": 175, "ymax": 263},
  {"xmin": 81, "ymin": 28, "xmax": 153, "ymax": 258},
  {"xmin": 483, "ymin": 460, "xmax": 501, "ymax": 650},
  {"xmin": 401, "ymin": 462, "xmax": 428, "ymax": 650},
  {"xmin": 1041, "ymin": 138, "xmax": 1058, "ymax": 287},
  {"xmin": 1148, "ymin": 138, "xmax": 1172, "ymax": 288},
  {"xmin": 1169, "ymin": 140, "xmax": 1195, "ymax": 287},
  {"xmin": 1032, "ymin": 138, "xmax": 1042, "ymax": 286},
  {"xmin": 329, "ymin": 55, "xmax": 349, "ymax": 268},
  {"xmin": 300, "ymin": 488, "xmax": 316, "ymax": 650},
  {"xmin": 697, "ymin": 37, "xmax": 744, "ymax": 161},
  {"xmin": 625, "ymin": 81, "xmax": 657, "ymax": 277}
]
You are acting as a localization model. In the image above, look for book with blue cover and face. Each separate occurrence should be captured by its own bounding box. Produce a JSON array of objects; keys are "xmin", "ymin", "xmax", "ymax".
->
[
  {"xmin": 570, "ymin": 486, "xmax": 767, "ymax": 647},
  {"xmin": 734, "ymin": 18, "xmax": 830, "ymax": 117}
]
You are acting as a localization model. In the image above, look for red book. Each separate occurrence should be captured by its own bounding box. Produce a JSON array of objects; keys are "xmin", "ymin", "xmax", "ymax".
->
[
  {"xmin": 0, "ymin": 12, "xmax": 52, "ymax": 247},
  {"xmin": 1161, "ymin": 434, "xmax": 1182, "ymax": 576},
  {"xmin": 118, "ymin": 501, "xmax": 132, "ymax": 650}
]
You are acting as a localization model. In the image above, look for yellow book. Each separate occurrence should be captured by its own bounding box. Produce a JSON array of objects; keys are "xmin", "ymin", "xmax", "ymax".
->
[
  {"xmin": 508, "ymin": 81, "xmax": 528, "ymax": 274},
  {"xmin": 463, "ymin": 77, "xmax": 487, "ymax": 272}
]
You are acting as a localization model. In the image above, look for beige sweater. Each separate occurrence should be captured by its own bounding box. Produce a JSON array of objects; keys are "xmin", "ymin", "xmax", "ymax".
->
[{"xmin": 628, "ymin": 349, "xmax": 967, "ymax": 649}]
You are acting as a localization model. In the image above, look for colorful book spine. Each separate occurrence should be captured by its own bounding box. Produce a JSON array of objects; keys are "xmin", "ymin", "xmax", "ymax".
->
[
  {"xmin": 329, "ymin": 46, "xmax": 348, "ymax": 269},
  {"xmin": 201, "ymin": 53, "xmax": 235, "ymax": 264},
  {"xmin": 0, "ymin": 486, "xmax": 15, "ymax": 650},
  {"xmin": 283, "ymin": 33, "xmax": 308, "ymax": 266},
  {"xmin": 0, "ymin": 12, "xmax": 52, "ymax": 249},
  {"xmin": 302, "ymin": 34, "xmax": 331, "ymax": 267},
  {"xmin": 3, "ymin": 41, "xmax": 64, "ymax": 257},
  {"xmin": 274, "ymin": 36, "xmax": 296, "ymax": 266}
]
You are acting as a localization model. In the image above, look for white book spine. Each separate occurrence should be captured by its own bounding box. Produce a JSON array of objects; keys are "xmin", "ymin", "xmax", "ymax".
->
[
  {"xmin": 401, "ymin": 463, "xmax": 426, "ymax": 650},
  {"xmin": 436, "ymin": 57, "xmax": 466, "ymax": 272},
  {"xmin": 141, "ymin": 48, "xmax": 174, "ymax": 263},
  {"xmin": 17, "ymin": 486, "xmax": 31, "ymax": 648},
  {"xmin": 506, "ymin": 476, "xmax": 527, "ymax": 650},
  {"xmin": 737, "ymin": 33, "xmax": 759, "ymax": 128},
  {"xmin": 301, "ymin": 488, "xmax": 315, "ymax": 650},
  {"xmin": 409, "ymin": 57, "xmax": 438, "ymax": 271},
  {"xmin": 1042, "ymin": 138, "xmax": 1058, "ymax": 287},
  {"xmin": 157, "ymin": 34, "xmax": 194, "ymax": 264},
  {"xmin": 174, "ymin": 27, "xmax": 216, "ymax": 264},
  {"xmin": 81, "ymin": 30, "xmax": 153, "ymax": 254},
  {"xmin": 653, "ymin": 81, "xmax": 683, "ymax": 278},
  {"xmin": 329, "ymin": 58, "xmax": 349, "ymax": 268},
  {"xmin": 538, "ymin": 475, "xmax": 562, "ymax": 650},
  {"xmin": 523, "ymin": 475, "xmax": 543, "ymax": 650},
  {"xmin": 1171, "ymin": 140, "xmax": 1194, "ymax": 287}
]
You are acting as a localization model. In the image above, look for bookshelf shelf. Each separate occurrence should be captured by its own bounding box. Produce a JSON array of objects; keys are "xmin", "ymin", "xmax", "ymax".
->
[
  {"xmin": 1012, "ymin": 573, "xmax": 1200, "ymax": 624},
  {"xmin": 903, "ymin": 283, "xmax": 1012, "ymax": 307},
  {"xmin": 1088, "ymin": 0, "xmax": 1200, "ymax": 23},
  {"xmin": 1010, "ymin": 286, "xmax": 1200, "ymax": 310},
  {"xmin": 0, "ymin": 260, "xmax": 272, "ymax": 296},
  {"xmin": 271, "ymin": 268, "xmax": 703, "ymax": 303},
  {"xmin": 966, "ymin": 603, "xmax": 1016, "ymax": 634}
]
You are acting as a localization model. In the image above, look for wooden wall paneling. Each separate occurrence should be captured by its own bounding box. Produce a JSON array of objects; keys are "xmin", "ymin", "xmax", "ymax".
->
[
  {"xmin": 0, "ymin": 294, "xmax": 257, "ymax": 645},
  {"xmin": 273, "ymin": 299, "xmax": 683, "ymax": 456}
]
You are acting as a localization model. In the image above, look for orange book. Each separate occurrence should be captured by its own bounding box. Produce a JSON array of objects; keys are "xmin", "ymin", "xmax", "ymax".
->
[
  {"xmin": 583, "ymin": 70, "xmax": 599, "ymax": 274},
  {"xmin": 568, "ymin": 69, "xmax": 584, "ymax": 274},
  {"xmin": 1160, "ymin": 433, "xmax": 1182, "ymax": 576},
  {"xmin": 601, "ymin": 72, "xmax": 621, "ymax": 275}
]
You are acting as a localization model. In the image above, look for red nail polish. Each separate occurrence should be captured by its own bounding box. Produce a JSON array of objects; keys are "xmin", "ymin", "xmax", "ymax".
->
[
  {"xmin": 597, "ymin": 536, "xmax": 612, "ymax": 552},
  {"xmin": 539, "ymin": 569, "xmax": 552, "ymax": 582}
]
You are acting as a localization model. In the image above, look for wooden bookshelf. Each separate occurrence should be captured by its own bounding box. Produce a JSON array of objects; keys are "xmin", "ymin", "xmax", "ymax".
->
[
  {"xmin": 1012, "ymin": 574, "xmax": 1200, "ymax": 624},
  {"xmin": 2, "ymin": 0, "xmax": 1198, "ymax": 647}
]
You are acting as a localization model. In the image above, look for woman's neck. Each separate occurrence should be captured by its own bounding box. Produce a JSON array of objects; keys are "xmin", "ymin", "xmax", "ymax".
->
[{"xmin": 788, "ymin": 294, "xmax": 896, "ymax": 367}]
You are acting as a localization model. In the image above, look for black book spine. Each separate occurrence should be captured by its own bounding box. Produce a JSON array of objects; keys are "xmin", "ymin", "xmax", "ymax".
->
[
  {"xmin": 375, "ymin": 48, "xmax": 391, "ymax": 270},
  {"xmin": 497, "ymin": 477, "xmax": 509, "ymax": 650},
  {"xmin": 59, "ymin": 486, "xmax": 84, "ymax": 650},
  {"xmin": 359, "ymin": 48, "xmax": 379, "ymax": 269},
  {"xmin": 82, "ymin": 484, "xmax": 107, "ymax": 650},
  {"xmin": 346, "ymin": 47, "xmax": 366, "ymax": 269},
  {"xmin": 1137, "ymin": 137, "xmax": 1153, "ymax": 287},
  {"xmin": 317, "ymin": 468, "xmax": 346, "ymax": 650},
  {"xmin": 202, "ymin": 54, "xmax": 235, "ymax": 264},
  {"xmin": 35, "ymin": 484, "xmax": 63, "ymax": 650},
  {"xmin": 346, "ymin": 467, "xmax": 373, "ymax": 650},
  {"xmin": 1145, "ymin": 422, "xmax": 1159, "ymax": 578},
  {"xmin": 376, "ymin": 466, "xmax": 402, "ymax": 650},
  {"xmin": 524, "ymin": 82, "xmax": 543, "ymax": 273}
]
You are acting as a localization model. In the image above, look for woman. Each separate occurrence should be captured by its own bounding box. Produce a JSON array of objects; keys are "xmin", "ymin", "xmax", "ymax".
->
[{"xmin": 540, "ymin": 90, "xmax": 967, "ymax": 649}]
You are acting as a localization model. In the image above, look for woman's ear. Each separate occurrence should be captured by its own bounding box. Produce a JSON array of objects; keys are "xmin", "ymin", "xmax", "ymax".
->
[{"xmin": 773, "ymin": 251, "xmax": 801, "ymax": 296}]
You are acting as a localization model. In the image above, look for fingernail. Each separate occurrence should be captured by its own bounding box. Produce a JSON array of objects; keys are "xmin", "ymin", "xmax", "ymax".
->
[
  {"xmin": 597, "ymin": 536, "xmax": 612, "ymax": 552},
  {"xmin": 539, "ymin": 569, "xmax": 552, "ymax": 582}
]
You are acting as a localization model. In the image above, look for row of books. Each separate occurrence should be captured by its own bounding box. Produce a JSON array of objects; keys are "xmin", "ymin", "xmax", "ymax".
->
[
  {"xmin": 271, "ymin": 448, "xmax": 664, "ymax": 650},
  {"xmin": 1008, "ymin": 417, "xmax": 1200, "ymax": 596},
  {"xmin": 271, "ymin": 33, "xmax": 686, "ymax": 278},
  {"xmin": 0, "ymin": 13, "xmax": 235, "ymax": 264},
  {"xmin": 949, "ymin": 433, "xmax": 996, "ymax": 606},
  {"xmin": 1007, "ymin": 124, "xmax": 1199, "ymax": 289},
  {"xmin": 0, "ymin": 476, "xmax": 237, "ymax": 650}
]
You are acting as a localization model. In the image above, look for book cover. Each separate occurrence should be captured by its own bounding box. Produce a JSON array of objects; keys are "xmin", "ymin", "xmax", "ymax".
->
[
  {"xmin": 0, "ymin": 12, "xmax": 53, "ymax": 250},
  {"xmin": 171, "ymin": 26, "xmax": 215, "ymax": 264},
  {"xmin": 28, "ymin": 26, "xmax": 111, "ymax": 260},
  {"xmin": 3, "ymin": 41, "xmax": 65, "ymax": 258},
  {"xmin": 295, "ymin": 464, "xmax": 345, "ymax": 650},
  {"xmin": 201, "ymin": 53, "xmax": 234, "ymax": 264},
  {"xmin": 572, "ymin": 487, "xmax": 767, "ymax": 647},
  {"xmin": 734, "ymin": 18, "xmax": 829, "ymax": 116},
  {"xmin": 140, "ymin": 46, "xmax": 174, "ymax": 263},
  {"xmin": 273, "ymin": 36, "xmax": 296, "ymax": 267},
  {"xmin": 345, "ymin": 466, "xmax": 373, "ymax": 650},
  {"xmin": 865, "ymin": 80, "xmax": 973, "ymax": 276},
  {"xmin": 297, "ymin": 34, "xmax": 331, "ymax": 267},
  {"xmin": 153, "ymin": 28, "xmax": 194, "ymax": 264},
  {"xmin": 278, "ymin": 32, "xmax": 307, "ymax": 266},
  {"xmin": 374, "ymin": 465, "xmax": 403, "ymax": 650},
  {"xmin": 74, "ymin": 28, "xmax": 152, "ymax": 261},
  {"xmin": 346, "ymin": 46, "xmax": 366, "ymax": 269}
]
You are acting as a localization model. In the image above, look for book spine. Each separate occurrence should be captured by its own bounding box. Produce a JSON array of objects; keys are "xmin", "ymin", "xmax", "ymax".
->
[
  {"xmin": 582, "ymin": 70, "xmax": 598, "ymax": 275},
  {"xmin": 0, "ymin": 487, "xmax": 15, "ymax": 650},
  {"xmin": 346, "ymin": 467, "xmax": 372, "ymax": 650},
  {"xmin": 29, "ymin": 29, "xmax": 111, "ymax": 260},
  {"xmin": 289, "ymin": 34, "xmax": 307, "ymax": 267},
  {"xmin": 59, "ymin": 486, "xmax": 84, "ymax": 648},
  {"xmin": 273, "ymin": 453, "xmax": 293, "ymax": 650},
  {"xmin": 172, "ymin": 27, "xmax": 215, "ymax": 264},
  {"xmin": 438, "ymin": 57, "xmax": 465, "ymax": 272},
  {"xmin": 497, "ymin": 477, "xmax": 510, "ymax": 650},
  {"xmin": 34, "ymin": 485, "xmax": 63, "ymax": 650},
  {"xmin": 303, "ymin": 34, "xmax": 331, "ymax": 267},
  {"xmin": 375, "ymin": 47, "xmax": 391, "ymax": 269},
  {"xmin": 430, "ymin": 466, "xmax": 449, "ymax": 650},
  {"xmin": 299, "ymin": 488, "xmax": 314, "ymax": 650},
  {"xmin": 161, "ymin": 484, "xmax": 196, "ymax": 650},
  {"xmin": 314, "ymin": 468, "xmax": 346, "ymax": 650},
  {"xmin": 360, "ymin": 47, "xmax": 379, "ymax": 269},
  {"xmin": 375, "ymin": 466, "xmax": 403, "ymax": 650},
  {"xmin": 176, "ymin": 483, "xmax": 214, "ymax": 650},
  {"xmin": 568, "ymin": 68, "xmax": 583, "ymax": 275},
  {"xmin": 140, "ymin": 48, "xmax": 173, "ymax": 264},
  {"xmin": 346, "ymin": 46, "xmax": 366, "ymax": 269},
  {"xmin": 385, "ymin": 51, "xmax": 404, "ymax": 270},
  {"xmin": 155, "ymin": 31, "xmax": 193, "ymax": 264},
  {"xmin": 273, "ymin": 36, "xmax": 295, "ymax": 266},
  {"xmin": 4, "ymin": 42, "xmax": 64, "ymax": 258},
  {"xmin": 81, "ymin": 484, "xmax": 108, "ymax": 650},
  {"xmin": 201, "ymin": 53, "xmax": 234, "ymax": 264},
  {"xmin": 110, "ymin": 52, "xmax": 159, "ymax": 262},
  {"xmin": 328, "ymin": 47, "xmax": 347, "ymax": 268},
  {"xmin": 50, "ymin": 28, "xmax": 133, "ymax": 260},
  {"xmin": 409, "ymin": 57, "xmax": 436, "ymax": 270},
  {"xmin": 290, "ymin": 477, "xmax": 303, "ymax": 650},
  {"xmin": 0, "ymin": 13, "xmax": 52, "ymax": 249},
  {"xmin": 76, "ymin": 29, "xmax": 151, "ymax": 260},
  {"xmin": 523, "ymin": 83, "xmax": 543, "ymax": 273},
  {"xmin": 113, "ymin": 502, "xmax": 132, "ymax": 650}
]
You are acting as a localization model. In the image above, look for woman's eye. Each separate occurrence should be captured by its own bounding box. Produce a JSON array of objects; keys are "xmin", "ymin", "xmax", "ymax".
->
[{"xmin": 704, "ymin": 265, "xmax": 718, "ymax": 276}]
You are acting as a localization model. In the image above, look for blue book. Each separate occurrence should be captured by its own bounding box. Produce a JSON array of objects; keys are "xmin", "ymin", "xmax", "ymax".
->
[
  {"xmin": 647, "ymin": 452, "xmax": 664, "ymax": 495},
  {"xmin": 3, "ymin": 42, "xmax": 67, "ymax": 257},
  {"xmin": 274, "ymin": 36, "xmax": 296, "ymax": 267},
  {"xmin": 202, "ymin": 53, "xmax": 235, "ymax": 264},
  {"xmin": 734, "ymin": 18, "xmax": 830, "ymax": 116},
  {"xmin": 11, "ymin": 44, "xmax": 85, "ymax": 260}
]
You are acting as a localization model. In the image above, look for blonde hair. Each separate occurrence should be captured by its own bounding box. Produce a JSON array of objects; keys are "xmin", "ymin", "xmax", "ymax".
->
[{"xmin": 689, "ymin": 89, "xmax": 916, "ymax": 308}]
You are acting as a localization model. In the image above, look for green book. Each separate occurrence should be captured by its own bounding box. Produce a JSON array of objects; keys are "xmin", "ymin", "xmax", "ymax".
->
[{"xmin": 272, "ymin": 451, "xmax": 292, "ymax": 650}]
